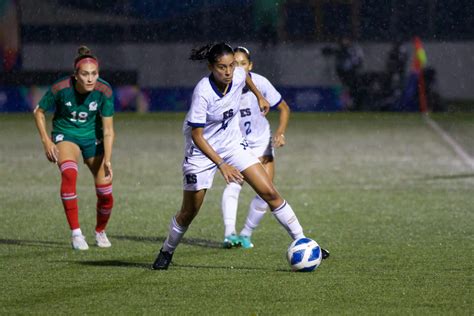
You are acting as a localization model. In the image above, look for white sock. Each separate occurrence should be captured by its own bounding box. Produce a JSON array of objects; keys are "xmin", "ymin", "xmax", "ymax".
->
[
  {"xmin": 162, "ymin": 216, "xmax": 188, "ymax": 253},
  {"xmin": 240, "ymin": 195, "xmax": 267, "ymax": 237},
  {"xmin": 272, "ymin": 201, "xmax": 305, "ymax": 240},
  {"xmin": 71, "ymin": 228, "xmax": 82, "ymax": 237},
  {"xmin": 222, "ymin": 182, "xmax": 242, "ymax": 236}
]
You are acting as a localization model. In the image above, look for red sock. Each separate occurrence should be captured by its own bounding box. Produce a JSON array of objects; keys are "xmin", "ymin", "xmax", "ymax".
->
[
  {"xmin": 95, "ymin": 183, "xmax": 113, "ymax": 233},
  {"xmin": 60, "ymin": 160, "xmax": 79, "ymax": 230}
]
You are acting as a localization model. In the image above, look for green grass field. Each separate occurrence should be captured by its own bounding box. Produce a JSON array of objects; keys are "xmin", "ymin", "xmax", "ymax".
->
[{"xmin": 0, "ymin": 112, "xmax": 472, "ymax": 315}]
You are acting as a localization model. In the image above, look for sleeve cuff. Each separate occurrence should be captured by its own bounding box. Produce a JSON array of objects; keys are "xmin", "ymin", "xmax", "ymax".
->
[
  {"xmin": 271, "ymin": 97, "xmax": 283, "ymax": 108},
  {"xmin": 187, "ymin": 121, "xmax": 205, "ymax": 127}
]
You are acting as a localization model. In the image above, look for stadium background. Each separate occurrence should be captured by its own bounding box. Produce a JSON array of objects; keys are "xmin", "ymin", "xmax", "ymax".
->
[{"xmin": 1, "ymin": 0, "xmax": 474, "ymax": 112}]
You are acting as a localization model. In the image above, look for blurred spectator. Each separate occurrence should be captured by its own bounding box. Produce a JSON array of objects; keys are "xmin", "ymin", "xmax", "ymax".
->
[
  {"xmin": 0, "ymin": 0, "xmax": 21, "ymax": 72},
  {"xmin": 115, "ymin": 85, "xmax": 150, "ymax": 113},
  {"xmin": 386, "ymin": 40, "xmax": 409, "ymax": 90},
  {"xmin": 323, "ymin": 37, "xmax": 364, "ymax": 110}
]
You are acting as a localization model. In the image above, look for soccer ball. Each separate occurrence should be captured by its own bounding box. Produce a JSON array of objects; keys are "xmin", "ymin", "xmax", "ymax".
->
[{"xmin": 287, "ymin": 237, "xmax": 322, "ymax": 272}]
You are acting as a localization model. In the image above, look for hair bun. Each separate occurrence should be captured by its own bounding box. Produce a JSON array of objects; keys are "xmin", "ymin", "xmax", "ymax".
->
[{"xmin": 77, "ymin": 45, "xmax": 92, "ymax": 56}]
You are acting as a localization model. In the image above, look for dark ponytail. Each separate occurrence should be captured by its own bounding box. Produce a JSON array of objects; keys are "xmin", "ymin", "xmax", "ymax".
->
[{"xmin": 189, "ymin": 43, "xmax": 233, "ymax": 64}]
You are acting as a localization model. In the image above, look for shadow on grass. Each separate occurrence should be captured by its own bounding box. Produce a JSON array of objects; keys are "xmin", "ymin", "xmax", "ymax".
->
[
  {"xmin": 78, "ymin": 260, "xmax": 150, "ymax": 269},
  {"xmin": 77, "ymin": 260, "xmax": 271, "ymax": 271},
  {"xmin": 111, "ymin": 235, "xmax": 222, "ymax": 249},
  {"xmin": 0, "ymin": 235, "xmax": 221, "ymax": 250},
  {"xmin": 172, "ymin": 263, "xmax": 273, "ymax": 272},
  {"xmin": 0, "ymin": 239, "xmax": 64, "ymax": 248},
  {"xmin": 420, "ymin": 173, "xmax": 474, "ymax": 181}
]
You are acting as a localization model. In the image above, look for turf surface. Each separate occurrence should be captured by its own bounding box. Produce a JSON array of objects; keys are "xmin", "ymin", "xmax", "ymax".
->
[{"xmin": 0, "ymin": 112, "xmax": 472, "ymax": 315}]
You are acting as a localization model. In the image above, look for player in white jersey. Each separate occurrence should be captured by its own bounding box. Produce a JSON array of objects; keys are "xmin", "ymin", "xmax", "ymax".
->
[
  {"xmin": 152, "ymin": 43, "xmax": 329, "ymax": 270},
  {"xmin": 221, "ymin": 46, "xmax": 291, "ymax": 249}
]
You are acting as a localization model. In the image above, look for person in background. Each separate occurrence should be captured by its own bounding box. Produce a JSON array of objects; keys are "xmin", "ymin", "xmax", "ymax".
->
[
  {"xmin": 386, "ymin": 40, "xmax": 408, "ymax": 88},
  {"xmin": 334, "ymin": 37, "xmax": 364, "ymax": 110},
  {"xmin": 221, "ymin": 46, "xmax": 290, "ymax": 249}
]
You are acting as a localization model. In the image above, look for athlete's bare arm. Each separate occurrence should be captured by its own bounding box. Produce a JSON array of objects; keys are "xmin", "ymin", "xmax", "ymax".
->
[
  {"xmin": 102, "ymin": 116, "xmax": 114, "ymax": 181},
  {"xmin": 33, "ymin": 106, "xmax": 58, "ymax": 163},
  {"xmin": 245, "ymin": 74, "xmax": 270, "ymax": 115},
  {"xmin": 274, "ymin": 100, "xmax": 290, "ymax": 147}
]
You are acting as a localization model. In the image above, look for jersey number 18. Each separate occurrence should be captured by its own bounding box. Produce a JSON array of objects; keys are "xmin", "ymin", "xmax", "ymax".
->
[{"xmin": 70, "ymin": 111, "xmax": 88, "ymax": 123}]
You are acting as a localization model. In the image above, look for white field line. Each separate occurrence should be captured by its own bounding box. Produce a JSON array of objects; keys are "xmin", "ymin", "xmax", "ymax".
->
[{"xmin": 423, "ymin": 114, "xmax": 474, "ymax": 170}]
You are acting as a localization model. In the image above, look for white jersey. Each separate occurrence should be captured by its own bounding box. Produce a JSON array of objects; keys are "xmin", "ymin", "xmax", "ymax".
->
[
  {"xmin": 183, "ymin": 67, "xmax": 247, "ymax": 159},
  {"xmin": 238, "ymin": 72, "xmax": 282, "ymax": 146}
]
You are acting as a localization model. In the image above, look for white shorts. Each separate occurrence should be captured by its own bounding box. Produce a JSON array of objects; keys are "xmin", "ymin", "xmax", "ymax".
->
[
  {"xmin": 250, "ymin": 137, "xmax": 274, "ymax": 158},
  {"xmin": 182, "ymin": 142, "xmax": 260, "ymax": 191}
]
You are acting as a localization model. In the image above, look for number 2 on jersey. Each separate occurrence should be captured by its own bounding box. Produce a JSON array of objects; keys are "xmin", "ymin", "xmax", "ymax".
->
[{"xmin": 244, "ymin": 121, "xmax": 251, "ymax": 135}]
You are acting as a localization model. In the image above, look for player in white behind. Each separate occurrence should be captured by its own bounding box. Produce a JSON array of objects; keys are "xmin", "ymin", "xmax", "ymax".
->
[
  {"xmin": 221, "ymin": 46, "xmax": 290, "ymax": 249},
  {"xmin": 152, "ymin": 43, "xmax": 328, "ymax": 270}
]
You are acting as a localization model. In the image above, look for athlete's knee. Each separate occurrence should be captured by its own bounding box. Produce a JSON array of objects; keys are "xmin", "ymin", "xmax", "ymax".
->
[
  {"xmin": 59, "ymin": 161, "xmax": 78, "ymax": 193},
  {"xmin": 258, "ymin": 187, "xmax": 281, "ymax": 204},
  {"xmin": 60, "ymin": 160, "xmax": 78, "ymax": 177}
]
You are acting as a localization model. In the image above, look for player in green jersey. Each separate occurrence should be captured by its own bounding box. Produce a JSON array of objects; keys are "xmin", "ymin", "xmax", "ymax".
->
[{"xmin": 33, "ymin": 46, "xmax": 115, "ymax": 250}]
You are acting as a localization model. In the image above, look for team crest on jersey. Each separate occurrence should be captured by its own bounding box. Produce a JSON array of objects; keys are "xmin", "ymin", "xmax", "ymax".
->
[
  {"xmin": 55, "ymin": 134, "xmax": 64, "ymax": 142},
  {"xmin": 89, "ymin": 101, "xmax": 98, "ymax": 111},
  {"xmin": 65, "ymin": 101, "xmax": 72, "ymax": 107}
]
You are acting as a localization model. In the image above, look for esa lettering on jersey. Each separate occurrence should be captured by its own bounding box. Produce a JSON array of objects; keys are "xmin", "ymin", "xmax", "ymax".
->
[
  {"xmin": 240, "ymin": 108, "xmax": 251, "ymax": 117},
  {"xmin": 220, "ymin": 109, "xmax": 234, "ymax": 131},
  {"xmin": 223, "ymin": 109, "xmax": 234, "ymax": 119}
]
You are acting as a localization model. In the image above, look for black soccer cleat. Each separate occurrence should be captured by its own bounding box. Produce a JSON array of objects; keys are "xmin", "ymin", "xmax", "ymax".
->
[
  {"xmin": 321, "ymin": 247, "xmax": 330, "ymax": 260},
  {"xmin": 152, "ymin": 248, "xmax": 173, "ymax": 270}
]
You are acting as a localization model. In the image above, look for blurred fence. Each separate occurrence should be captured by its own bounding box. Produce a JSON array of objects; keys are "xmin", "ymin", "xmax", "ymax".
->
[
  {"xmin": 0, "ymin": 85, "xmax": 348, "ymax": 113},
  {"xmin": 18, "ymin": 42, "xmax": 474, "ymax": 100},
  {"xmin": 1, "ymin": 0, "xmax": 472, "ymax": 113}
]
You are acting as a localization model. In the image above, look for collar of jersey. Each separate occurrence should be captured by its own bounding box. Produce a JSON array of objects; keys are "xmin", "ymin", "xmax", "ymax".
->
[{"xmin": 209, "ymin": 73, "xmax": 233, "ymax": 98}]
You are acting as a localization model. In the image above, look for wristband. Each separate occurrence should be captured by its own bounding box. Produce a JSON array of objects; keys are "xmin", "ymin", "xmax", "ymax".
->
[{"xmin": 216, "ymin": 160, "xmax": 225, "ymax": 168}]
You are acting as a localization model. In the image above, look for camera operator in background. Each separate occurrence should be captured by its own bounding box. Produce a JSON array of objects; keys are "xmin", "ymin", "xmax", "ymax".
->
[
  {"xmin": 386, "ymin": 40, "xmax": 409, "ymax": 93},
  {"xmin": 323, "ymin": 37, "xmax": 364, "ymax": 110}
]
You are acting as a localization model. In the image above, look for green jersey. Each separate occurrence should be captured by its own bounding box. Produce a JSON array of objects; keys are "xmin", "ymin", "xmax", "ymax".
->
[{"xmin": 38, "ymin": 76, "xmax": 114, "ymax": 139}]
